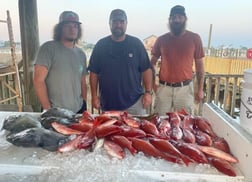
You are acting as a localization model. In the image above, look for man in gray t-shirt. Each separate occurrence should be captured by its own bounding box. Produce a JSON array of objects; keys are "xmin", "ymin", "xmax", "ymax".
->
[{"xmin": 33, "ymin": 11, "xmax": 87, "ymax": 113}]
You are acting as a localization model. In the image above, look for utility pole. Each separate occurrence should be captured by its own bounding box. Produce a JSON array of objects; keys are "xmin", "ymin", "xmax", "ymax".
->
[{"xmin": 207, "ymin": 24, "xmax": 213, "ymax": 49}]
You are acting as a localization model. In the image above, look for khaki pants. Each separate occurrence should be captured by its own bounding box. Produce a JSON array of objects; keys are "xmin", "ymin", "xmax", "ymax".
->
[
  {"xmin": 154, "ymin": 82, "xmax": 194, "ymax": 116},
  {"xmin": 126, "ymin": 96, "xmax": 146, "ymax": 115}
]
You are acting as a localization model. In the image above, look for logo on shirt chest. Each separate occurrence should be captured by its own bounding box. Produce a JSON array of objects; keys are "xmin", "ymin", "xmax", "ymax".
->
[{"xmin": 128, "ymin": 53, "xmax": 133, "ymax": 58}]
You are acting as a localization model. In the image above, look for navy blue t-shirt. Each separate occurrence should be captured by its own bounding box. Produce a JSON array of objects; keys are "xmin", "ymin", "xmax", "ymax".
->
[{"xmin": 88, "ymin": 35, "xmax": 151, "ymax": 111}]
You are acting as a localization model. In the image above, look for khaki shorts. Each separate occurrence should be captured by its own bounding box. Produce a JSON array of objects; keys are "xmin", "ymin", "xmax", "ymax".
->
[{"xmin": 154, "ymin": 82, "xmax": 194, "ymax": 116}]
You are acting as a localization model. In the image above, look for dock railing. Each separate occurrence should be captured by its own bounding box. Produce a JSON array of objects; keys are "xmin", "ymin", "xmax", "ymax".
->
[
  {"xmin": 196, "ymin": 73, "xmax": 244, "ymax": 118},
  {"xmin": 0, "ymin": 71, "xmax": 245, "ymax": 118}
]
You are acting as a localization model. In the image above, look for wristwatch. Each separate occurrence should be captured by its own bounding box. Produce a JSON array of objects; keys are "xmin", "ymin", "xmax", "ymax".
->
[{"xmin": 145, "ymin": 90, "xmax": 153, "ymax": 95}]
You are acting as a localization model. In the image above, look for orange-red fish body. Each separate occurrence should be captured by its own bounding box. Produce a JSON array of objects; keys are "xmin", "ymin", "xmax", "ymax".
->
[
  {"xmin": 170, "ymin": 126, "xmax": 183, "ymax": 140},
  {"xmin": 130, "ymin": 137, "xmax": 182, "ymax": 164},
  {"xmin": 182, "ymin": 128, "xmax": 196, "ymax": 143},
  {"xmin": 168, "ymin": 112, "xmax": 181, "ymax": 126},
  {"xmin": 212, "ymin": 137, "xmax": 231, "ymax": 154},
  {"xmin": 119, "ymin": 125, "xmax": 146, "ymax": 138},
  {"xmin": 148, "ymin": 114, "xmax": 161, "ymax": 126},
  {"xmin": 208, "ymin": 156, "xmax": 236, "ymax": 176},
  {"xmin": 122, "ymin": 117, "xmax": 141, "ymax": 128},
  {"xmin": 101, "ymin": 111, "xmax": 127, "ymax": 119},
  {"xmin": 141, "ymin": 119, "xmax": 160, "ymax": 137},
  {"xmin": 181, "ymin": 115, "xmax": 194, "ymax": 131},
  {"xmin": 193, "ymin": 116, "xmax": 215, "ymax": 137},
  {"xmin": 178, "ymin": 108, "xmax": 190, "ymax": 116},
  {"xmin": 77, "ymin": 128, "xmax": 96, "ymax": 149},
  {"xmin": 58, "ymin": 135, "xmax": 83, "ymax": 152},
  {"xmin": 193, "ymin": 129, "xmax": 212, "ymax": 146},
  {"xmin": 95, "ymin": 124, "xmax": 122, "ymax": 138},
  {"xmin": 130, "ymin": 137, "xmax": 164, "ymax": 158},
  {"xmin": 78, "ymin": 118, "xmax": 94, "ymax": 126},
  {"xmin": 171, "ymin": 140, "xmax": 208, "ymax": 164},
  {"xmin": 51, "ymin": 122, "xmax": 85, "ymax": 135},
  {"xmin": 69, "ymin": 123, "xmax": 91, "ymax": 132},
  {"xmin": 168, "ymin": 112, "xmax": 183, "ymax": 140},
  {"xmin": 81, "ymin": 111, "xmax": 94, "ymax": 121},
  {"xmin": 195, "ymin": 145, "xmax": 238, "ymax": 163},
  {"xmin": 104, "ymin": 140, "xmax": 125, "ymax": 159},
  {"xmin": 95, "ymin": 115, "xmax": 114, "ymax": 123},
  {"xmin": 149, "ymin": 138, "xmax": 191, "ymax": 165},
  {"xmin": 158, "ymin": 119, "xmax": 171, "ymax": 139},
  {"xmin": 110, "ymin": 135, "xmax": 137, "ymax": 155}
]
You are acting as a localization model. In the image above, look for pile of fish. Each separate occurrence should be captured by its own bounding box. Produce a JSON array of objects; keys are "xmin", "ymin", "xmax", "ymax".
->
[
  {"xmin": 1, "ymin": 108, "xmax": 239, "ymax": 177},
  {"xmin": 1, "ymin": 108, "xmax": 76, "ymax": 151}
]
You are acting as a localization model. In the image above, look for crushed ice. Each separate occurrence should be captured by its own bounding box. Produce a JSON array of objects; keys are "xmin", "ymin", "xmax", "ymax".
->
[{"xmin": 0, "ymin": 132, "xmax": 230, "ymax": 182}]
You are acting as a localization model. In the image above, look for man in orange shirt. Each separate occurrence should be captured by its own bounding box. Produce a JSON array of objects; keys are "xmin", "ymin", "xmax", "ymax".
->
[{"xmin": 151, "ymin": 5, "xmax": 205, "ymax": 115}]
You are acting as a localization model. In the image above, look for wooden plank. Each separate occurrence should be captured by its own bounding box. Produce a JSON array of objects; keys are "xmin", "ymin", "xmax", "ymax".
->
[
  {"xmin": 214, "ymin": 77, "xmax": 221, "ymax": 103},
  {"xmin": 204, "ymin": 56, "xmax": 252, "ymax": 75},
  {"xmin": 223, "ymin": 76, "xmax": 229, "ymax": 111},
  {"xmin": 18, "ymin": 0, "xmax": 40, "ymax": 111},
  {"xmin": 230, "ymin": 78, "xmax": 238, "ymax": 116},
  {"xmin": 0, "ymin": 95, "xmax": 19, "ymax": 103}
]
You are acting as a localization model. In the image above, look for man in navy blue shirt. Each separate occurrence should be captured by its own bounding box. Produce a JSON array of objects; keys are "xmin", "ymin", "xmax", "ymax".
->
[{"xmin": 88, "ymin": 9, "xmax": 153, "ymax": 115}]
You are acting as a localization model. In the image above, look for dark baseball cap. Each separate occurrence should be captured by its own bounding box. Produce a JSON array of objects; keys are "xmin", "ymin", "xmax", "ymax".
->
[
  {"xmin": 170, "ymin": 5, "xmax": 186, "ymax": 16},
  {"xmin": 59, "ymin": 11, "xmax": 81, "ymax": 24},
  {"xmin": 109, "ymin": 9, "xmax": 127, "ymax": 21}
]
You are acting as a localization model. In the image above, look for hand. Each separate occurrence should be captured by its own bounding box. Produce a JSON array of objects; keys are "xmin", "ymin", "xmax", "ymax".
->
[
  {"xmin": 142, "ymin": 93, "xmax": 152, "ymax": 108},
  {"xmin": 92, "ymin": 96, "xmax": 100, "ymax": 110},
  {"xmin": 42, "ymin": 109, "xmax": 48, "ymax": 113},
  {"xmin": 42, "ymin": 105, "xmax": 51, "ymax": 112},
  {"xmin": 195, "ymin": 89, "xmax": 204, "ymax": 104}
]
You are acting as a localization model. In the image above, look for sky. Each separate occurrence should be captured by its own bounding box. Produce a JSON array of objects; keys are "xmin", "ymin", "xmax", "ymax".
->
[{"xmin": 0, "ymin": 0, "xmax": 252, "ymax": 48}]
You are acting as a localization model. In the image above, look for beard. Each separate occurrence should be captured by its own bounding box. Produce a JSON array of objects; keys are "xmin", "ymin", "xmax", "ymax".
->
[
  {"xmin": 169, "ymin": 22, "xmax": 186, "ymax": 36},
  {"xmin": 111, "ymin": 28, "xmax": 125, "ymax": 38}
]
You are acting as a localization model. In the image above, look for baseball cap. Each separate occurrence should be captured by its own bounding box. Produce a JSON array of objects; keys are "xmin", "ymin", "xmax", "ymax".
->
[
  {"xmin": 170, "ymin": 5, "xmax": 186, "ymax": 16},
  {"xmin": 109, "ymin": 9, "xmax": 127, "ymax": 21},
  {"xmin": 59, "ymin": 11, "xmax": 81, "ymax": 24}
]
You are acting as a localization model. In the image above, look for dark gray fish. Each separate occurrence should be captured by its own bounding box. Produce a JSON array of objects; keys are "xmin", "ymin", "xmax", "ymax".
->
[
  {"xmin": 41, "ymin": 107, "xmax": 76, "ymax": 121},
  {"xmin": 2, "ymin": 114, "xmax": 42, "ymax": 133},
  {"xmin": 6, "ymin": 128, "xmax": 69, "ymax": 151},
  {"xmin": 40, "ymin": 116, "xmax": 76, "ymax": 129}
]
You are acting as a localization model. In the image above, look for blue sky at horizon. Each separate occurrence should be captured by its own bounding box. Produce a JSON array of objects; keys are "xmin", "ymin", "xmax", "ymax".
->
[{"xmin": 0, "ymin": 0, "xmax": 251, "ymax": 48}]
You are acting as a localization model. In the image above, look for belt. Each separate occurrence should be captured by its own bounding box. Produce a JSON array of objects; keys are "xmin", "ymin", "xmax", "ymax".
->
[{"xmin": 159, "ymin": 80, "xmax": 192, "ymax": 87}]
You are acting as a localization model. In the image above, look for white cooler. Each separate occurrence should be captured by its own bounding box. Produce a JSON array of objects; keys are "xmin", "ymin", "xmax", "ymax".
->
[{"xmin": 0, "ymin": 103, "xmax": 251, "ymax": 182}]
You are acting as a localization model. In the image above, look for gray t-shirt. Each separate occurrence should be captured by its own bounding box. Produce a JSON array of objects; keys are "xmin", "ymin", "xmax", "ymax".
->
[{"xmin": 35, "ymin": 41, "xmax": 87, "ymax": 112}]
